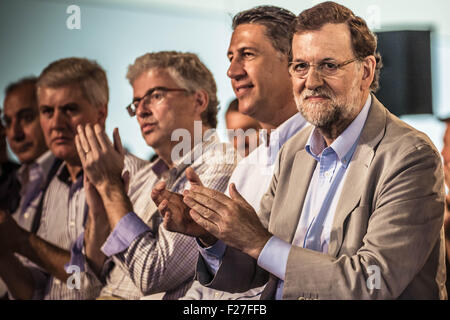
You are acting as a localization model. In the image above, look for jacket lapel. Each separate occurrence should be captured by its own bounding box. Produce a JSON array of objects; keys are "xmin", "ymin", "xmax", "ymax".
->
[
  {"xmin": 328, "ymin": 95, "xmax": 387, "ymax": 257},
  {"xmin": 272, "ymin": 148, "xmax": 317, "ymax": 243}
]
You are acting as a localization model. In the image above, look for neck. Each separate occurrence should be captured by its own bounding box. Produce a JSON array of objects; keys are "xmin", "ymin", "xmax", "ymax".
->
[
  {"xmin": 155, "ymin": 124, "xmax": 211, "ymax": 168},
  {"xmin": 319, "ymin": 92, "xmax": 369, "ymax": 147},
  {"xmin": 259, "ymin": 99, "xmax": 298, "ymax": 131},
  {"xmin": 65, "ymin": 160, "xmax": 82, "ymax": 183},
  {"xmin": 318, "ymin": 118, "xmax": 354, "ymax": 147}
]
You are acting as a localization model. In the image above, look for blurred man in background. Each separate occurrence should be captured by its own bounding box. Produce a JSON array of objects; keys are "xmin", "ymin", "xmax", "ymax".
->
[{"xmin": 225, "ymin": 98, "xmax": 261, "ymax": 158}]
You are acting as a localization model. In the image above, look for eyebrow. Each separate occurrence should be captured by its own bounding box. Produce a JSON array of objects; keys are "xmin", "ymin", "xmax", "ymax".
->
[
  {"xmin": 227, "ymin": 46, "xmax": 259, "ymax": 57},
  {"xmin": 291, "ymin": 57, "xmax": 337, "ymax": 62},
  {"xmin": 17, "ymin": 107, "xmax": 37, "ymax": 117},
  {"xmin": 38, "ymin": 103, "xmax": 79, "ymax": 111}
]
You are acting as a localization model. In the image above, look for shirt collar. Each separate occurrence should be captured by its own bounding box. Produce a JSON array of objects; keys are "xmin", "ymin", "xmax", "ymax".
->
[
  {"xmin": 56, "ymin": 162, "xmax": 83, "ymax": 187},
  {"xmin": 17, "ymin": 150, "xmax": 54, "ymax": 185},
  {"xmin": 306, "ymin": 94, "xmax": 372, "ymax": 166},
  {"xmin": 260, "ymin": 113, "xmax": 308, "ymax": 162}
]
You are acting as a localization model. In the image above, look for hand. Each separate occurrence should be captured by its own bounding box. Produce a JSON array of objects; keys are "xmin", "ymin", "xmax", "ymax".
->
[
  {"xmin": 75, "ymin": 124, "xmax": 125, "ymax": 192},
  {"xmin": 84, "ymin": 172, "xmax": 106, "ymax": 220},
  {"xmin": 151, "ymin": 168, "xmax": 216, "ymax": 243},
  {"xmin": 444, "ymin": 162, "xmax": 450, "ymax": 190},
  {"xmin": 76, "ymin": 125, "xmax": 133, "ymax": 229},
  {"xmin": 0, "ymin": 210, "xmax": 25, "ymax": 256},
  {"xmin": 182, "ymin": 183, "xmax": 272, "ymax": 259},
  {"xmin": 445, "ymin": 194, "xmax": 450, "ymax": 239}
]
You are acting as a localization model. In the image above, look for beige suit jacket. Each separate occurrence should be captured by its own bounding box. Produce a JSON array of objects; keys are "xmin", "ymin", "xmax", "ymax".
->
[{"xmin": 196, "ymin": 95, "xmax": 447, "ymax": 299}]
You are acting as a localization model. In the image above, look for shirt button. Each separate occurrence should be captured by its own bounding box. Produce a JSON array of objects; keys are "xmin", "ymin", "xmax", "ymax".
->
[
  {"xmin": 69, "ymin": 221, "xmax": 76, "ymax": 228},
  {"xmin": 24, "ymin": 213, "xmax": 30, "ymax": 219}
]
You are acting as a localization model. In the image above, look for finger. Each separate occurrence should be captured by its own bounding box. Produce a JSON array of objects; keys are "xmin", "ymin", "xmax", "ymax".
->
[
  {"xmin": 93, "ymin": 123, "xmax": 112, "ymax": 152},
  {"xmin": 151, "ymin": 185, "xmax": 169, "ymax": 204},
  {"xmin": 85, "ymin": 123, "xmax": 102, "ymax": 158},
  {"xmin": 189, "ymin": 185, "xmax": 232, "ymax": 206},
  {"xmin": 229, "ymin": 183, "xmax": 249, "ymax": 207},
  {"xmin": 186, "ymin": 167, "xmax": 203, "ymax": 187},
  {"xmin": 184, "ymin": 189, "xmax": 229, "ymax": 214},
  {"xmin": 113, "ymin": 127, "xmax": 125, "ymax": 155},
  {"xmin": 158, "ymin": 200, "xmax": 169, "ymax": 217},
  {"xmin": 154, "ymin": 181, "xmax": 167, "ymax": 192},
  {"xmin": 75, "ymin": 135, "xmax": 86, "ymax": 166},
  {"xmin": 183, "ymin": 195, "xmax": 222, "ymax": 224},
  {"xmin": 77, "ymin": 125, "xmax": 91, "ymax": 154},
  {"xmin": 189, "ymin": 209, "xmax": 219, "ymax": 235},
  {"xmin": 122, "ymin": 170, "xmax": 130, "ymax": 194}
]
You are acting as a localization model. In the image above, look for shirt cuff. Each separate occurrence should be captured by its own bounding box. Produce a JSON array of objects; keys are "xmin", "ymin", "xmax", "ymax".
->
[
  {"xmin": 257, "ymin": 236, "xmax": 290, "ymax": 281},
  {"xmin": 65, "ymin": 232, "xmax": 85, "ymax": 272},
  {"xmin": 196, "ymin": 239, "xmax": 227, "ymax": 275},
  {"xmin": 101, "ymin": 212, "xmax": 151, "ymax": 257}
]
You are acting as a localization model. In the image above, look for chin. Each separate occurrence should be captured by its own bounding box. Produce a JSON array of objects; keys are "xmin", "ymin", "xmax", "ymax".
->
[{"xmin": 51, "ymin": 145, "xmax": 76, "ymax": 161}]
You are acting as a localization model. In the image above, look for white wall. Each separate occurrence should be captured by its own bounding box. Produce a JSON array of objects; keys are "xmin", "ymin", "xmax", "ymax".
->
[{"xmin": 1, "ymin": 0, "xmax": 449, "ymax": 159}]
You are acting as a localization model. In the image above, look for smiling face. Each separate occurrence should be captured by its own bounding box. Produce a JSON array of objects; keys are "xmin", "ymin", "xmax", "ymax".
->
[
  {"xmin": 131, "ymin": 68, "xmax": 202, "ymax": 155},
  {"xmin": 3, "ymin": 83, "xmax": 48, "ymax": 164},
  {"xmin": 291, "ymin": 23, "xmax": 374, "ymax": 134},
  {"xmin": 227, "ymin": 23, "xmax": 294, "ymax": 125},
  {"xmin": 38, "ymin": 84, "xmax": 106, "ymax": 164}
]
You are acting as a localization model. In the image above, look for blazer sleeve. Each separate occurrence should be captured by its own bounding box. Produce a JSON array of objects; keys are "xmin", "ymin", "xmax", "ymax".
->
[{"xmin": 195, "ymin": 144, "xmax": 286, "ymax": 293}]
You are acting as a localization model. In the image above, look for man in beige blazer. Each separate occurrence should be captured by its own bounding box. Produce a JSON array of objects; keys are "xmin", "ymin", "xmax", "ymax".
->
[{"xmin": 160, "ymin": 2, "xmax": 447, "ymax": 299}]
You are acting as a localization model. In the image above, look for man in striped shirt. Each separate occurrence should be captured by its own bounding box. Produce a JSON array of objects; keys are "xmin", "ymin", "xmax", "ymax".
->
[
  {"xmin": 72, "ymin": 51, "xmax": 237, "ymax": 299},
  {"xmin": 0, "ymin": 57, "xmax": 145, "ymax": 299},
  {"xmin": 0, "ymin": 77, "xmax": 51, "ymax": 298}
]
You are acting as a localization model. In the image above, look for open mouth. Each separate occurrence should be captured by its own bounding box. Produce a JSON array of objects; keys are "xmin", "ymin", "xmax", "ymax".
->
[{"xmin": 235, "ymin": 84, "xmax": 254, "ymax": 98}]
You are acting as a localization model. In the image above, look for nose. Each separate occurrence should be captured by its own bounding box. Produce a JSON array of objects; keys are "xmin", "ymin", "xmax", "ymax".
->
[
  {"xmin": 227, "ymin": 57, "xmax": 246, "ymax": 80},
  {"xmin": 136, "ymin": 99, "xmax": 153, "ymax": 119},
  {"xmin": 49, "ymin": 108, "xmax": 68, "ymax": 132},
  {"xmin": 11, "ymin": 118, "xmax": 25, "ymax": 142},
  {"xmin": 304, "ymin": 67, "xmax": 324, "ymax": 90}
]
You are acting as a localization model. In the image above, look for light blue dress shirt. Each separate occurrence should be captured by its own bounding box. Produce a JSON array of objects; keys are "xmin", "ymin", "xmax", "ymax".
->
[
  {"xmin": 198, "ymin": 113, "xmax": 308, "ymax": 274},
  {"xmin": 201, "ymin": 95, "xmax": 372, "ymax": 299},
  {"xmin": 258, "ymin": 95, "xmax": 372, "ymax": 299}
]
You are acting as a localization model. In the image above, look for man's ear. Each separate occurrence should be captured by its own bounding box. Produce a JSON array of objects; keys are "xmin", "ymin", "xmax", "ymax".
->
[
  {"xmin": 361, "ymin": 55, "xmax": 376, "ymax": 91},
  {"xmin": 193, "ymin": 89, "xmax": 209, "ymax": 115},
  {"xmin": 97, "ymin": 104, "xmax": 108, "ymax": 128}
]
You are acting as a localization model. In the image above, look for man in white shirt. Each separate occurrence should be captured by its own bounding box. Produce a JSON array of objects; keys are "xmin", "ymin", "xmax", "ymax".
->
[
  {"xmin": 159, "ymin": 2, "xmax": 446, "ymax": 299},
  {"xmin": 151, "ymin": 6, "xmax": 308, "ymax": 300}
]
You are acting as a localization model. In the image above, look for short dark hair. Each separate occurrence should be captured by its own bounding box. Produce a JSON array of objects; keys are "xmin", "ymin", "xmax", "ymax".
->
[
  {"xmin": 225, "ymin": 99, "xmax": 239, "ymax": 115},
  {"xmin": 293, "ymin": 1, "xmax": 383, "ymax": 92},
  {"xmin": 232, "ymin": 6, "xmax": 296, "ymax": 57},
  {"xmin": 5, "ymin": 76, "xmax": 37, "ymax": 98}
]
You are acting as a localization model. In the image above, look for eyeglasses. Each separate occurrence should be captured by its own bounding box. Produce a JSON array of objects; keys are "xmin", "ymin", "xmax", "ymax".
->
[
  {"xmin": 288, "ymin": 57, "xmax": 360, "ymax": 79},
  {"xmin": 126, "ymin": 86, "xmax": 189, "ymax": 117}
]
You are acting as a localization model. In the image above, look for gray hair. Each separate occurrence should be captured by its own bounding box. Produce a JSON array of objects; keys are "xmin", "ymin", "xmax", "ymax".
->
[
  {"xmin": 232, "ymin": 6, "xmax": 296, "ymax": 58},
  {"xmin": 37, "ymin": 57, "xmax": 109, "ymax": 107},
  {"xmin": 127, "ymin": 51, "xmax": 218, "ymax": 128}
]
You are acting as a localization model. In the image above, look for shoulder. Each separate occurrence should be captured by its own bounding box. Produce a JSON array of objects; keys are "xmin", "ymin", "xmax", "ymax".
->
[
  {"xmin": 192, "ymin": 137, "xmax": 237, "ymax": 172},
  {"xmin": 124, "ymin": 152, "xmax": 150, "ymax": 176},
  {"xmin": 376, "ymin": 108, "xmax": 440, "ymax": 161}
]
